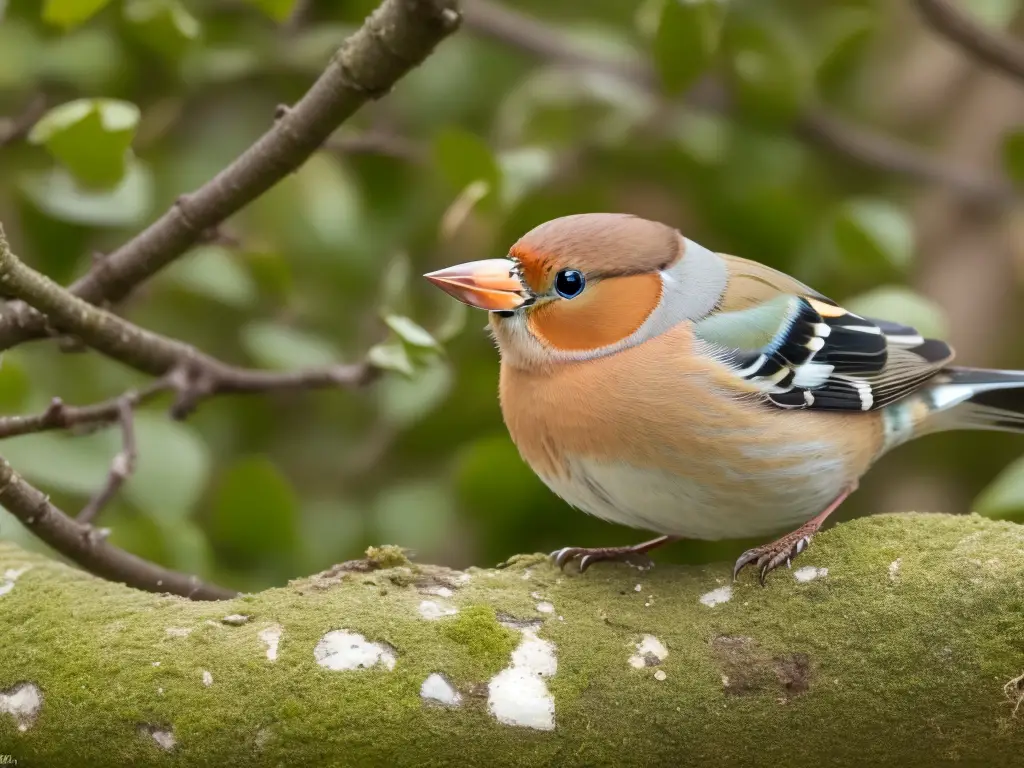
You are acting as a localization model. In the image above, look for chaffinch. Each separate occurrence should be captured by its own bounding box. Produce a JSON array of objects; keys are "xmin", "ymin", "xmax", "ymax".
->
[{"xmin": 425, "ymin": 213, "xmax": 1024, "ymax": 584}]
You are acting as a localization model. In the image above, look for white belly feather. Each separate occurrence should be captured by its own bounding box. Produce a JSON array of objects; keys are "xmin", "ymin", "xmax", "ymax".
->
[{"xmin": 537, "ymin": 453, "xmax": 848, "ymax": 541}]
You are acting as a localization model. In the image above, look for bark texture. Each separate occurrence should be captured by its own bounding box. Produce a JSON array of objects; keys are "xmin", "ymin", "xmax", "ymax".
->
[{"xmin": 1, "ymin": 512, "xmax": 1023, "ymax": 767}]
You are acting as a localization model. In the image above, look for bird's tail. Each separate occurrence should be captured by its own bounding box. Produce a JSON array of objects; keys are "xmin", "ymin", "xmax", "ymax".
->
[{"xmin": 917, "ymin": 366, "xmax": 1024, "ymax": 435}]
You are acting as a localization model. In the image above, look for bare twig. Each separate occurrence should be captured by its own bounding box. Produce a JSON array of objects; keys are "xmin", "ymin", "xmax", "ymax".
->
[
  {"xmin": 0, "ymin": 454, "xmax": 236, "ymax": 600},
  {"xmin": 460, "ymin": 0, "xmax": 1014, "ymax": 205},
  {"xmin": 324, "ymin": 132, "xmax": 427, "ymax": 163},
  {"xmin": 914, "ymin": 0, "xmax": 1024, "ymax": 82},
  {"xmin": 0, "ymin": 0, "xmax": 462, "ymax": 353},
  {"xmin": 0, "ymin": 94, "xmax": 47, "ymax": 148},
  {"xmin": 76, "ymin": 398, "xmax": 138, "ymax": 525}
]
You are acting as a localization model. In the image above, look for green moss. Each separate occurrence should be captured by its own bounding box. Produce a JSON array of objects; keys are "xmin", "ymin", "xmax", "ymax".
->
[
  {"xmin": 439, "ymin": 605, "xmax": 518, "ymax": 665},
  {"xmin": 364, "ymin": 544, "xmax": 411, "ymax": 569}
]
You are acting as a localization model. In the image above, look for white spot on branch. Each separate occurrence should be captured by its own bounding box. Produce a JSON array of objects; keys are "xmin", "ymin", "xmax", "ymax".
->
[
  {"xmin": 794, "ymin": 566, "xmax": 828, "ymax": 583},
  {"xmin": 535, "ymin": 601, "xmax": 554, "ymax": 614},
  {"xmin": 422, "ymin": 585, "xmax": 454, "ymax": 598},
  {"xmin": 0, "ymin": 567, "xmax": 30, "ymax": 598},
  {"xmin": 0, "ymin": 682, "xmax": 42, "ymax": 731},
  {"xmin": 888, "ymin": 558, "xmax": 902, "ymax": 581},
  {"xmin": 420, "ymin": 673, "xmax": 461, "ymax": 707},
  {"xmin": 202, "ymin": 670, "xmax": 213, "ymax": 687},
  {"xmin": 258, "ymin": 625, "xmax": 283, "ymax": 662},
  {"xmin": 139, "ymin": 724, "xmax": 176, "ymax": 751},
  {"xmin": 654, "ymin": 670, "xmax": 667, "ymax": 681},
  {"xmin": 165, "ymin": 627, "xmax": 192, "ymax": 638},
  {"xmin": 628, "ymin": 634, "xmax": 668, "ymax": 669},
  {"xmin": 221, "ymin": 614, "xmax": 250, "ymax": 626},
  {"xmin": 314, "ymin": 630, "xmax": 396, "ymax": 671},
  {"xmin": 487, "ymin": 627, "xmax": 557, "ymax": 731},
  {"xmin": 418, "ymin": 600, "xmax": 458, "ymax": 620},
  {"xmin": 699, "ymin": 585, "xmax": 732, "ymax": 607}
]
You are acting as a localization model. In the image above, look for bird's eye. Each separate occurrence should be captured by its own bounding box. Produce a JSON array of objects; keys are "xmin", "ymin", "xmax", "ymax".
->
[{"xmin": 554, "ymin": 269, "xmax": 585, "ymax": 299}]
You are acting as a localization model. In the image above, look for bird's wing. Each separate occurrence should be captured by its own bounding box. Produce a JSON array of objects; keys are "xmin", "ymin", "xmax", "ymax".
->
[{"xmin": 694, "ymin": 293, "xmax": 955, "ymax": 412}]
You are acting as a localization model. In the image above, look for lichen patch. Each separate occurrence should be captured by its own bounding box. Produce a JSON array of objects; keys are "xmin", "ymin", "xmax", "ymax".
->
[
  {"xmin": 258, "ymin": 625, "xmax": 283, "ymax": 661},
  {"xmin": 139, "ymin": 724, "xmax": 175, "ymax": 751},
  {"xmin": 0, "ymin": 567, "xmax": 30, "ymax": 598},
  {"xmin": 699, "ymin": 585, "xmax": 732, "ymax": 607},
  {"xmin": 222, "ymin": 614, "xmax": 250, "ymax": 626},
  {"xmin": 0, "ymin": 682, "xmax": 42, "ymax": 732},
  {"xmin": 711, "ymin": 635, "xmax": 813, "ymax": 698},
  {"xmin": 654, "ymin": 670, "xmax": 667, "ymax": 681},
  {"xmin": 314, "ymin": 630, "xmax": 396, "ymax": 671},
  {"xmin": 487, "ymin": 628, "xmax": 557, "ymax": 731},
  {"xmin": 793, "ymin": 566, "xmax": 828, "ymax": 582},
  {"xmin": 202, "ymin": 670, "xmax": 213, "ymax": 687},
  {"xmin": 628, "ymin": 634, "xmax": 668, "ymax": 669},
  {"xmin": 165, "ymin": 627, "xmax": 192, "ymax": 637},
  {"xmin": 888, "ymin": 558, "xmax": 902, "ymax": 581},
  {"xmin": 421, "ymin": 673, "xmax": 461, "ymax": 707},
  {"xmin": 422, "ymin": 585, "xmax": 454, "ymax": 599},
  {"xmin": 535, "ymin": 601, "xmax": 554, "ymax": 614},
  {"xmin": 418, "ymin": 599, "xmax": 458, "ymax": 620}
]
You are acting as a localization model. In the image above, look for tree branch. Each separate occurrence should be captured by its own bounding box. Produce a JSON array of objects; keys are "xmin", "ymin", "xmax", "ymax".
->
[
  {"xmin": 1, "ymin": 513, "xmax": 1023, "ymax": 763},
  {"xmin": 914, "ymin": 0, "xmax": 1024, "ymax": 82},
  {"xmin": 0, "ymin": 224, "xmax": 380, "ymax": 414},
  {"xmin": 0, "ymin": 456, "xmax": 236, "ymax": 600},
  {"xmin": 0, "ymin": 0, "xmax": 461, "ymax": 353},
  {"xmin": 76, "ymin": 398, "xmax": 138, "ymax": 526},
  {"xmin": 0, "ymin": 94, "xmax": 47, "ymax": 148},
  {"xmin": 461, "ymin": 0, "xmax": 1014, "ymax": 205}
]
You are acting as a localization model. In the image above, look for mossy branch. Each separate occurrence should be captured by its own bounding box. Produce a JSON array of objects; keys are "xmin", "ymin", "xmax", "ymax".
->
[{"xmin": 2, "ymin": 513, "xmax": 1023, "ymax": 767}]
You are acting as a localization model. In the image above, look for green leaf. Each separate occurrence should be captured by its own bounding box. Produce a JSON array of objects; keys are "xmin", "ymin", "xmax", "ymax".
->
[
  {"xmin": 844, "ymin": 286, "xmax": 949, "ymax": 340},
  {"xmin": 378, "ymin": 252, "xmax": 412, "ymax": 316},
  {"xmin": 497, "ymin": 146, "xmax": 558, "ymax": 209},
  {"xmin": 163, "ymin": 245, "xmax": 259, "ymax": 309},
  {"xmin": 241, "ymin": 322, "xmax": 340, "ymax": 370},
  {"xmin": 42, "ymin": 0, "xmax": 112, "ymax": 28},
  {"xmin": 248, "ymin": 0, "xmax": 297, "ymax": 22},
  {"xmin": 28, "ymin": 99, "xmax": 140, "ymax": 188},
  {"xmin": 974, "ymin": 454, "xmax": 1024, "ymax": 520},
  {"xmin": 2, "ymin": 431, "xmax": 116, "ymax": 497},
  {"xmin": 377, "ymin": 357, "xmax": 453, "ymax": 428},
  {"xmin": 124, "ymin": 0, "xmax": 201, "ymax": 60},
  {"xmin": 653, "ymin": 0, "xmax": 723, "ymax": 95},
  {"xmin": 367, "ymin": 341, "xmax": 414, "ymax": 377},
  {"xmin": 432, "ymin": 299, "xmax": 469, "ymax": 343},
  {"xmin": 207, "ymin": 456, "xmax": 300, "ymax": 562},
  {"xmin": 724, "ymin": 18, "xmax": 810, "ymax": 125},
  {"xmin": 383, "ymin": 315, "xmax": 441, "ymax": 351},
  {"xmin": 814, "ymin": 8, "xmax": 875, "ymax": 91},
  {"xmin": 1001, "ymin": 130, "xmax": 1024, "ymax": 186},
  {"xmin": 432, "ymin": 127, "xmax": 502, "ymax": 210},
  {"xmin": 124, "ymin": 413, "xmax": 211, "ymax": 522},
  {"xmin": 833, "ymin": 198, "xmax": 914, "ymax": 271},
  {"xmin": 20, "ymin": 160, "xmax": 153, "ymax": 227}
]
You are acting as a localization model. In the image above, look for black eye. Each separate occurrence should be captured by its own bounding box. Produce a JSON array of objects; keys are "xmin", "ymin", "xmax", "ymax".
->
[{"xmin": 554, "ymin": 269, "xmax": 585, "ymax": 299}]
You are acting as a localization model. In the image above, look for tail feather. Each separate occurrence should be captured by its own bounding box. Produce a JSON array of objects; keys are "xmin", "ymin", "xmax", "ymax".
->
[{"xmin": 923, "ymin": 366, "xmax": 1024, "ymax": 434}]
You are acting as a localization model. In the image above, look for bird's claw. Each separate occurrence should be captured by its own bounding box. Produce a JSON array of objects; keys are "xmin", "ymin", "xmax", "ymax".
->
[
  {"xmin": 732, "ymin": 534, "xmax": 812, "ymax": 585},
  {"xmin": 550, "ymin": 545, "xmax": 655, "ymax": 573}
]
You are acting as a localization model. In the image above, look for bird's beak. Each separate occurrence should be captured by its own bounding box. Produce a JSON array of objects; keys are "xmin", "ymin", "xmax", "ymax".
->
[{"xmin": 423, "ymin": 258, "xmax": 527, "ymax": 311}]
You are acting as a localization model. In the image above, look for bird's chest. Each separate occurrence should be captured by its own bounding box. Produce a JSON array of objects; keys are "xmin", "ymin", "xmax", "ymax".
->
[{"xmin": 499, "ymin": 355, "xmax": 867, "ymax": 540}]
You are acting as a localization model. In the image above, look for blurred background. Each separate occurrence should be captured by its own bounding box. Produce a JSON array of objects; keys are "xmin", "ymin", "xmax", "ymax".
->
[{"xmin": 1, "ymin": 0, "xmax": 1023, "ymax": 593}]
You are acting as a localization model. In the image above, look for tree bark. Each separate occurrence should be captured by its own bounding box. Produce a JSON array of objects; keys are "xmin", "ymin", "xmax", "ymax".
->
[{"xmin": 1, "ymin": 513, "xmax": 1023, "ymax": 767}]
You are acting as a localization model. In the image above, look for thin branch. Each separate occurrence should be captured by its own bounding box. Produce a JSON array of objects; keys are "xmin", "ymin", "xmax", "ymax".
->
[
  {"xmin": 324, "ymin": 132, "xmax": 427, "ymax": 163},
  {"xmin": 460, "ymin": 0, "xmax": 1014, "ymax": 205},
  {"xmin": 76, "ymin": 398, "xmax": 138, "ymax": 525},
  {"xmin": 914, "ymin": 0, "xmax": 1024, "ymax": 82},
  {"xmin": 0, "ymin": 225, "xmax": 380, "ymax": 412},
  {"xmin": 0, "ymin": 0, "xmax": 462, "ymax": 353},
  {"xmin": 0, "ymin": 454, "xmax": 237, "ymax": 600},
  {"xmin": 0, "ymin": 94, "xmax": 47, "ymax": 148}
]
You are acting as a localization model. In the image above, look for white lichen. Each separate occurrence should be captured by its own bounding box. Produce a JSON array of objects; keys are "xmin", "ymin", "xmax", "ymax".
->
[
  {"xmin": 487, "ymin": 628, "xmax": 557, "ymax": 731},
  {"xmin": 654, "ymin": 670, "xmax": 667, "ymax": 681},
  {"xmin": 258, "ymin": 625, "xmax": 283, "ymax": 662},
  {"xmin": 521, "ymin": 569, "xmax": 532, "ymax": 581},
  {"xmin": 699, "ymin": 585, "xmax": 732, "ymax": 607},
  {"xmin": 314, "ymin": 630, "xmax": 396, "ymax": 671},
  {"xmin": 794, "ymin": 566, "xmax": 828, "ymax": 583},
  {"xmin": 420, "ymin": 673, "xmax": 461, "ymax": 707},
  {"xmin": 165, "ymin": 627, "xmax": 192, "ymax": 638},
  {"xmin": 422, "ymin": 585, "xmax": 454, "ymax": 599},
  {"xmin": 139, "ymin": 725, "xmax": 176, "ymax": 751},
  {"xmin": 0, "ymin": 567, "xmax": 30, "ymax": 598},
  {"xmin": 0, "ymin": 682, "xmax": 42, "ymax": 732},
  {"xmin": 888, "ymin": 558, "xmax": 902, "ymax": 581},
  {"xmin": 418, "ymin": 599, "xmax": 458, "ymax": 620},
  {"xmin": 634, "ymin": 584, "xmax": 642, "ymax": 592},
  {"xmin": 221, "ymin": 614, "xmax": 250, "ymax": 626},
  {"xmin": 535, "ymin": 601, "xmax": 554, "ymax": 614},
  {"xmin": 628, "ymin": 634, "xmax": 669, "ymax": 669},
  {"xmin": 202, "ymin": 670, "xmax": 213, "ymax": 687}
]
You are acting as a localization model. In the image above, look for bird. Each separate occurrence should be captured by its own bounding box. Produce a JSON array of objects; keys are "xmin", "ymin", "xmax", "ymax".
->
[{"xmin": 424, "ymin": 213, "xmax": 1024, "ymax": 584}]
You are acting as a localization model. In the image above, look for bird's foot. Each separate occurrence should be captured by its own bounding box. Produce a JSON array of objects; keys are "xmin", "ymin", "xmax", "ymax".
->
[
  {"xmin": 551, "ymin": 535, "xmax": 678, "ymax": 573},
  {"xmin": 731, "ymin": 525, "xmax": 817, "ymax": 586},
  {"xmin": 732, "ymin": 486, "xmax": 855, "ymax": 585}
]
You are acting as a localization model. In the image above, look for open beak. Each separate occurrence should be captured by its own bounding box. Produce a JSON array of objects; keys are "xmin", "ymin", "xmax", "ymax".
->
[{"xmin": 423, "ymin": 258, "xmax": 527, "ymax": 312}]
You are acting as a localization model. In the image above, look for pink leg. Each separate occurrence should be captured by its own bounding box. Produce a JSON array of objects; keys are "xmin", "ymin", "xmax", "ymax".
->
[
  {"xmin": 552, "ymin": 535, "xmax": 680, "ymax": 573},
  {"xmin": 732, "ymin": 485, "xmax": 856, "ymax": 586}
]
